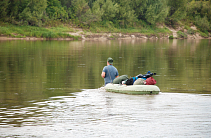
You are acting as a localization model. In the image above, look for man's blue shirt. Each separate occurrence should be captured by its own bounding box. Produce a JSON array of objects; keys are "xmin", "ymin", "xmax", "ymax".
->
[{"xmin": 102, "ymin": 65, "xmax": 119, "ymax": 85}]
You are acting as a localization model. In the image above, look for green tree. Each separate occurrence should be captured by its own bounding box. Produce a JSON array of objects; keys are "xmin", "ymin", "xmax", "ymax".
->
[
  {"xmin": 71, "ymin": 0, "xmax": 100, "ymax": 25},
  {"xmin": 91, "ymin": 0, "xmax": 104, "ymax": 19},
  {"xmin": 46, "ymin": 0, "xmax": 68, "ymax": 20},
  {"xmin": 195, "ymin": 16, "xmax": 210, "ymax": 32},
  {"xmin": 187, "ymin": 0, "xmax": 211, "ymax": 20},
  {"xmin": 112, "ymin": 0, "xmax": 136, "ymax": 27},
  {"xmin": 60, "ymin": 0, "xmax": 73, "ymax": 8},
  {"xmin": 130, "ymin": 0, "xmax": 147, "ymax": 20},
  {"xmin": 19, "ymin": 0, "xmax": 47, "ymax": 26},
  {"xmin": 145, "ymin": 0, "xmax": 169, "ymax": 25},
  {"xmin": 186, "ymin": 0, "xmax": 211, "ymax": 32},
  {"xmin": 0, "ymin": 0, "xmax": 9, "ymax": 20},
  {"xmin": 86, "ymin": 0, "xmax": 97, "ymax": 8},
  {"xmin": 102, "ymin": 0, "xmax": 118, "ymax": 21},
  {"xmin": 167, "ymin": 0, "xmax": 187, "ymax": 24},
  {"xmin": 131, "ymin": 0, "xmax": 169, "ymax": 25},
  {"xmin": 92, "ymin": 0, "xmax": 118, "ymax": 21},
  {"xmin": 7, "ymin": 0, "xmax": 21, "ymax": 20}
]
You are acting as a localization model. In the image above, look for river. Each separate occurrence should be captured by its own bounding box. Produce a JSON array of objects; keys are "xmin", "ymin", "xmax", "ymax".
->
[{"xmin": 0, "ymin": 39, "xmax": 211, "ymax": 137}]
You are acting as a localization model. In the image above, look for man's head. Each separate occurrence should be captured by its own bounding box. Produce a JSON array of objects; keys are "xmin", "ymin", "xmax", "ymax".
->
[{"xmin": 107, "ymin": 57, "xmax": 113, "ymax": 65}]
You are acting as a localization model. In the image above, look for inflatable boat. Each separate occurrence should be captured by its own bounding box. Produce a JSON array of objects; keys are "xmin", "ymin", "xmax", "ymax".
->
[{"xmin": 104, "ymin": 83, "xmax": 160, "ymax": 95}]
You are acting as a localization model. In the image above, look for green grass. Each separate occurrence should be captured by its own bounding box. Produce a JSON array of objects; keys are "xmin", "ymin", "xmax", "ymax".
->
[
  {"xmin": 177, "ymin": 31, "xmax": 187, "ymax": 39},
  {"xmin": 0, "ymin": 21, "xmax": 173, "ymax": 39},
  {"xmin": 169, "ymin": 35, "xmax": 174, "ymax": 39},
  {"xmin": 199, "ymin": 31, "xmax": 209, "ymax": 38},
  {"xmin": 0, "ymin": 22, "xmax": 80, "ymax": 39},
  {"xmin": 88, "ymin": 22, "xmax": 171, "ymax": 38}
]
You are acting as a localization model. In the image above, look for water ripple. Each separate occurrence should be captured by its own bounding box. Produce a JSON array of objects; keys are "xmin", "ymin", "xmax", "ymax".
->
[{"xmin": 0, "ymin": 90, "xmax": 211, "ymax": 137}]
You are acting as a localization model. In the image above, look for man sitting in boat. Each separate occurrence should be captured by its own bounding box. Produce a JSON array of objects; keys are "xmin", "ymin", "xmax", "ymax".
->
[{"xmin": 101, "ymin": 57, "xmax": 119, "ymax": 85}]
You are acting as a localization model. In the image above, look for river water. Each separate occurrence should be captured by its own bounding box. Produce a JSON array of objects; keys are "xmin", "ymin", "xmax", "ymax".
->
[{"xmin": 0, "ymin": 39, "xmax": 211, "ymax": 137}]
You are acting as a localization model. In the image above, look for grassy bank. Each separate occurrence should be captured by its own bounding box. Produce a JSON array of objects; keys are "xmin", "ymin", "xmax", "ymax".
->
[
  {"xmin": 1, "ymin": 21, "xmax": 209, "ymax": 40},
  {"xmin": 0, "ymin": 22, "xmax": 81, "ymax": 40},
  {"xmin": 87, "ymin": 21, "xmax": 171, "ymax": 34},
  {"xmin": 0, "ymin": 21, "xmax": 173, "ymax": 39},
  {"xmin": 89, "ymin": 25, "xmax": 171, "ymax": 36}
]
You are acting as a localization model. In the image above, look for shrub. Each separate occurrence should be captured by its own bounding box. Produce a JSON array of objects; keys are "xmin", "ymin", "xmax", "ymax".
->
[
  {"xmin": 195, "ymin": 16, "xmax": 210, "ymax": 32},
  {"xmin": 109, "ymin": 35, "xmax": 115, "ymax": 39},
  {"xmin": 187, "ymin": 29, "xmax": 195, "ymax": 35},
  {"xmin": 177, "ymin": 31, "xmax": 187, "ymax": 39},
  {"xmin": 199, "ymin": 32, "xmax": 209, "ymax": 38},
  {"xmin": 34, "ymin": 32, "xmax": 42, "ymax": 38},
  {"xmin": 42, "ymin": 32, "xmax": 49, "ymax": 38},
  {"xmin": 15, "ymin": 34, "xmax": 25, "ymax": 38},
  {"xmin": 169, "ymin": 35, "xmax": 174, "ymax": 39},
  {"xmin": 0, "ymin": 26, "xmax": 11, "ymax": 35}
]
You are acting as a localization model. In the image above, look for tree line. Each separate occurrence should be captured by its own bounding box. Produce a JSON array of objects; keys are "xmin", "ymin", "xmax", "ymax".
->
[{"xmin": 0, "ymin": 0, "xmax": 210, "ymax": 32}]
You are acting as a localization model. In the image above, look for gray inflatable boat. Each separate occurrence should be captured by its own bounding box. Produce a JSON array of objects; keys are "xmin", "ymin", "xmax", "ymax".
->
[{"xmin": 104, "ymin": 83, "xmax": 160, "ymax": 95}]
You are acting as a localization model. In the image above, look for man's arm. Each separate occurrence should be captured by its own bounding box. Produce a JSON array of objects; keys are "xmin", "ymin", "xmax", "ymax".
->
[
  {"xmin": 101, "ymin": 72, "xmax": 105, "ymax": 78},
  {"xmin": 116, "ymin": 70, "xmax": 119, "ymax": 78}
]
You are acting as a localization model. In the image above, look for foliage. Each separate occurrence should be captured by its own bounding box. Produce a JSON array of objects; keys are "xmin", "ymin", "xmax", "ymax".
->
[
  {"xmin": 169, "ymin": 35, "xmax": 174, "ymax": 39},
  {"xmin": 137, "ymin": 0, "xmax": 169, "ymax": 25},
  {"xmin": 0, "ymin": 22, "xmax": 80, "ymax": 39},
  {"xmin": 194, "ymin": 16, "xmax": 210, "ymax": 32},
  {"xmin": 112, "ymin": 0, "xmax": 137, "ymax": 27},
  {"xmin": 92, "ymin": 0, "xmax": 118, "ymax": 21},
  {"xmin": 89, "ymin": 21, "xmax": 119, "ymax": 33},
  {"xmin": 16, "ymin": 0, "xmax": 47, "ymax": 26},
  {"xmin": 199, "ymin": 31, "xmax": 209, "ymax": 38},
  {"xmin": 46, "ymin": 0, "xmax": 68, "ymax": 20},
  {"xmin": 166, "ymin": 0, "xmax": 187, "ymax": 25},
  {"xmin": 88, "ymin": 20, "xmax": 171, "ymax": 36},
  {"xmin": 131, "ymin": 0, "xmax": 169, "ymax": 25},
  {"xmin": 0, "ymin": 0, "xmax": 210, "ymax": 33},
  {"xmin": 186, "ymin": 1, "xmax": 211, "ymax": 20},
  {"xmin": 187, "ymin": 29, "xmax": 195, "ymax": 35},
  {"xmin": 177, "ymin": 31, "xmax": 187, "ymax": 38},
  {"xmin": 0, "ymin": 0, "xmax": 9, "ymax": 20},
  {"xmin": 0, "ymin": 26, "xmax": 11, "ymax": 35},
  {"xmin": 70, "ymin": 0, "xmax": 100, "ymax": 25},
  {"xmin": 186, "ymin": 0, "xmax": 211, "ymax": 32}
]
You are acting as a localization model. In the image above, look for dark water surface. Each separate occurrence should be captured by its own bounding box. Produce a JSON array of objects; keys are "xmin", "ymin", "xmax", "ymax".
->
[{"xmin": 0, "ymin": 39, "xmax": 211, "ymax": 137}]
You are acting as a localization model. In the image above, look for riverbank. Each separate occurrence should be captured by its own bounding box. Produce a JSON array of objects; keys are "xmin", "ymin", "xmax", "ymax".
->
[
  {"xmin": 1, "ymin": 32, "xmax": 210, "ymax": 41},
  {"xmin": 0, "ymin": 36, "xmax": 74, "ymax": 41},
  {"xmin": 63, "ymin": 25, "xmax": 211, "ymax": 40},
  {"xmin": 0, "ymin": 22, "xmax": 210, "ymax": 40}
]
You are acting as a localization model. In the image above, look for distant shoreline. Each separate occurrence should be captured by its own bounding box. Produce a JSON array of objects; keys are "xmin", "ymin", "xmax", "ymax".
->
[
  {"xmin": 0, "ymin": 33, "xmax": 210, "ymax": 41},
  {"xmin": 0, "ymin": 36, "xmax": 74, "ymax": 41},
  {"xmin": 1, "ymin": 21, "xmax": 210, "ymax": 41}
]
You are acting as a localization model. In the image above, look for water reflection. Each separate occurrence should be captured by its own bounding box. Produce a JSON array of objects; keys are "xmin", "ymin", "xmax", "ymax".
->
[
  {"xmin": 0, "ymin": 89, "xmax": 211, "ymax": 137},
  {"xmin": 0, "ymin": 40, "xmax": 211, "ymax": 103},
  {"xmin": 0, "ymin": 39, "xmax": 211, "ymax": 136}
]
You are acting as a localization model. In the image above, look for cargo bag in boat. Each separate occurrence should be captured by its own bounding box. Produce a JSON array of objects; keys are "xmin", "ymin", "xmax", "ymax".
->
[
  {"xmin": 133, "ymin": 78, "xmax": 146, "ymax": 85},
  {"xmin": 113, "ymin": 75, "xmax": 128, "ymax": 84},
  {"xmin": 146, "ymin": 77, "xmax": 156, "ymax": 85}
]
